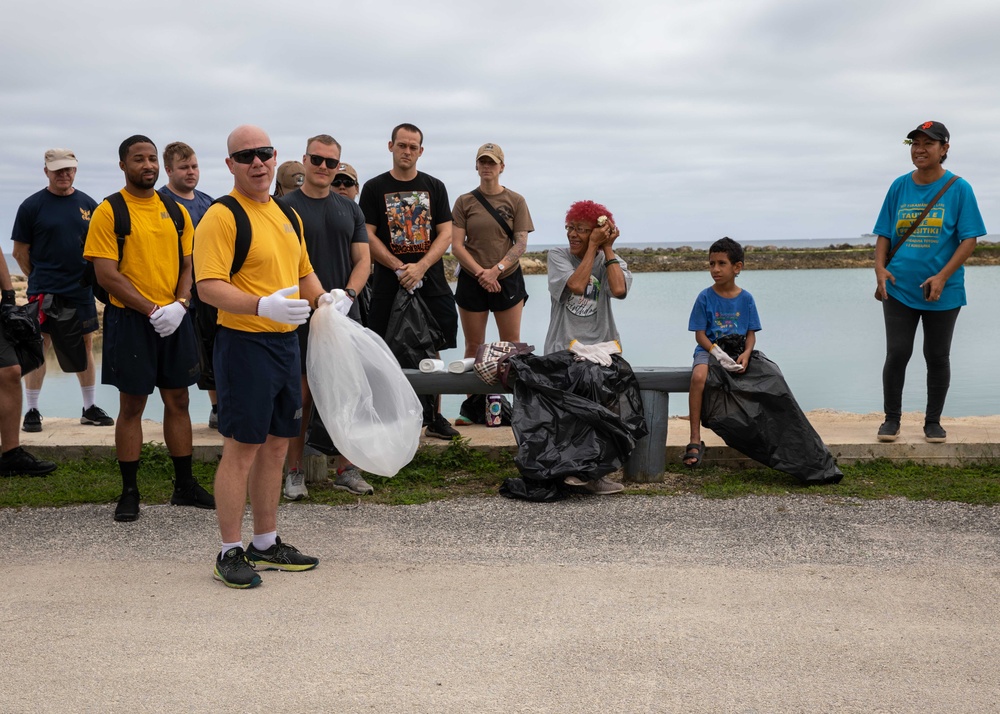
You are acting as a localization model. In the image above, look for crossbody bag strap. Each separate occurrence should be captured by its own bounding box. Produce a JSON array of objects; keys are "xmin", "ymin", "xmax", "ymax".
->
[
  {"xmin": 885, "ymin": 175, "xmax": 960, "ymax": 267},
  {"xmin": 470, "ymin": 188, "xmax": 514, "ymax": 242}
]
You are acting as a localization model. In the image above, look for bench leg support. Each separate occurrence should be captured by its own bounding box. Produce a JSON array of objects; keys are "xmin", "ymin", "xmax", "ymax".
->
[{"xmin": 624, "ymin": 390, "xmax": 669, "ymax": 483}]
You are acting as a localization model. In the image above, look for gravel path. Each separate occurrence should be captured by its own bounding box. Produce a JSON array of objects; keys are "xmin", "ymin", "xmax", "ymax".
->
[{"xmin": 3, "ymin": 495, "xmax": 999, "ymax": 713}]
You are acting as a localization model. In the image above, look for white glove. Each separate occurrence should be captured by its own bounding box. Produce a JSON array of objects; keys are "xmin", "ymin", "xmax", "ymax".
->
[
  {"xmin": 569, "ymin": 340, "xmax": 621, "ymax": 367},
  {"xmin": 257, "ymin": 286, "xmax": 311, "ymax": 325},
  {"xmin": 395, "ymin": 269, "xmax": 423, "ymax": 294},
  {"xmin": 318, "ymin": 288, "xmax": 353, "ymax": 316},
  {"xmin": 710, "ymin": 344, "xmax": 744, "ymax": 372},
  {"xmin": 149, "ymin": 301, "xmax": 187, "ymax": 337}
]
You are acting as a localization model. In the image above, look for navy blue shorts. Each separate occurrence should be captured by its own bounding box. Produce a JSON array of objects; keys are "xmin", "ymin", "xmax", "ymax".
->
[
  {"xmin": 101, "ymin": 305, "xmax": 200, "ymax": 395},
  {"xmin": 454, "ymin": 267, "xmax": 528, "ymax": 314},
  {"xmin": 214, "ymin": 327, "xmax": 302, "ymax": 444}
]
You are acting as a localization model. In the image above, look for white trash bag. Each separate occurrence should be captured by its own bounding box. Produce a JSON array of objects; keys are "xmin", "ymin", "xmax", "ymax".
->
[{"xmin": 306, "ymin": 303, "xmax": 423, "ymax": 476}]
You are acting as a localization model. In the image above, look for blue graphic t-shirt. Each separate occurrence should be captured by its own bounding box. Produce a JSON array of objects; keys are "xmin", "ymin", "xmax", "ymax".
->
[
  {"xmin": 873, "ymin": 171, "xmax": 985, "ymax": 310},
  {"xmin": 159, "ymin": 186, "xmax": 214, "ymax": 226},
  {"xmin": 688, "ymin": 286, "xmax": 762, "ymax": 357}
]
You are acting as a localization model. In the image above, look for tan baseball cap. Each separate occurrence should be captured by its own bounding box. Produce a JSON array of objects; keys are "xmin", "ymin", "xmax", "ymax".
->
[
  {"xmin": 476, "ymin": 143, "xmax": 504, "ymax": 164},
  {"xmin": 276, "ymin": 160, "xmax": 305, "ymax": 190},
  {"xmin": 45, "ymin": 148, "xmax": 78, "ymax": 171},
  {"xmin": 333, "ymin": 163, "xmax": 358, "ymax": 182}
]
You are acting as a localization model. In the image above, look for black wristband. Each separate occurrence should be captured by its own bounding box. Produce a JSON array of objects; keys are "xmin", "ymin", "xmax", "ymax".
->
[
  {"xmin": 604, "ymin": 258, "xmax": 620, "ymax": 268},
  {"xmin": 1, "ymin": 289, "xmax": 15, "ymax": 306}
]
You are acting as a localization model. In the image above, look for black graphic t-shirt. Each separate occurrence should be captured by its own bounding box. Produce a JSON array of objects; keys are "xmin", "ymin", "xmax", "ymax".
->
[{"xmin": 360, "ymin": 171, "xmax": 452, "ymax": 297}]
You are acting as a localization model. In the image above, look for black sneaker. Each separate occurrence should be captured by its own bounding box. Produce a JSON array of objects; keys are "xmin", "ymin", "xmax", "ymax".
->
[
  {"xmin": 245, "ymin": 537, "xmax": 319, "ymax": 572},
  {"xmin": 208, "ymin": 405, "xmax": 219, "ymax": 431},
  {"xmin": 0, "ymin": 446, "xmax": 56, "ymax": 477},
  {"xmin": 171, "ymin": 481, "xmax": 216, "ymax": 509},
  {"xmin": 924, "ymin": 422, "xmax": 947, "ymax": 443},
  {"xmin": 81, "ymin": 405, "xmax": 115, "ymax": 426},
  {"xmin": 424, "ymin": 413, "xmax": 460, "ymax": 440},
  {"xmin": 214, "ymin": 547, "xmax": 262, "ymax": 589},
  {"xmin": 114, "ymin": 488, "xmax": 140, "ymax": 522},
  {"xmin": 22, "ymin": 408, "xmax": 42, "ymax": 433},
  {"xmin": 877, "ymin": 420, "xmax": 900, "ymax": 442}
]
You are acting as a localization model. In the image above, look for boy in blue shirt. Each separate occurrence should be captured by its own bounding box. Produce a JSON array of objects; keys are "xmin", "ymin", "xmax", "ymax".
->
[{"xmin": 683, "ymin": 237, "xmax": 761, "ymax": 467}]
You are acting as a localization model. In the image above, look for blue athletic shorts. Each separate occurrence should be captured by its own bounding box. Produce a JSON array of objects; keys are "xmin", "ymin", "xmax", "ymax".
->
[
  {"xmin": 214, "ymin": 327, "xmax": 302, "ymax": 444},
  {"xmin": 101, "ymin": 305, "xmax": 200, "ymax": 395}
]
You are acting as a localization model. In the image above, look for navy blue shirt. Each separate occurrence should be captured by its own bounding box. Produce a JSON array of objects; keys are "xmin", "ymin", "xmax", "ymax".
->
[
  {"xmin": 159, "ymin": 186, "xmax": 214, "ymax": 226},
  {"xmin": 11, "ymin": 187, "xmax": 98, "ymax": 297}
]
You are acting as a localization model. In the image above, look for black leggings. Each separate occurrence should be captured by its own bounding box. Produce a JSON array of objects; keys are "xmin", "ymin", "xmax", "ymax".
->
[{"xmin": 881, "ymin": 295, "xmax": 961, "ymax": 423}]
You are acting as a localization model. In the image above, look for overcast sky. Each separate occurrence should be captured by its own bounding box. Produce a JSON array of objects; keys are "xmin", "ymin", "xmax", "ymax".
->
[{"xmin": 2, "ymin": 0, "xmax": 997, "ymax": 246}]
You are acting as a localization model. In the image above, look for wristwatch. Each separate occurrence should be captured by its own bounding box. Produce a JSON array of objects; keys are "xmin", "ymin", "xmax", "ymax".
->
[
  {"xmin": 345, "ymin": 288, "xmax": 357, "ymax": 300},
  {"xmin": 496, "ymin": 263, "xmax": 506, "ymax": 272},
  {"xmin": 178, "ymin": 297, "xmax": 191, "ymax": 309}
]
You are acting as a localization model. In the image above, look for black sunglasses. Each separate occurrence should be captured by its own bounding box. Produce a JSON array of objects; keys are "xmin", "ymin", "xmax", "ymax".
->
[
  {"xmin": 332, "ymin": 178, "xmax": 357, "ymax": 188},
  {"xmin": 307, "ymin": 154, "xmax": 341, "ymax": 169},
  {"xmin": 230, "ymin": 146, "xmax": 275, "ymax": 164}
]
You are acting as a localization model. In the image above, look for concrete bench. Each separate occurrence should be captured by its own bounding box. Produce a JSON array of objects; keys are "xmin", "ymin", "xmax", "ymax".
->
[{"xmin": 403, "ymin": 366, "xmax": 693, "ymax": 482}]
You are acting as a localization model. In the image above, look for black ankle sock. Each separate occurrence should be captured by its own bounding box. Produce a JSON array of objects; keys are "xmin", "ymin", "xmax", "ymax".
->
[
  {"xmin": 118, "ymin": 460, "xmax": 139, "ymax": 492},
  {"xmin": 172, "ymin": 455, "xmax": 194, "ymax": 489}
]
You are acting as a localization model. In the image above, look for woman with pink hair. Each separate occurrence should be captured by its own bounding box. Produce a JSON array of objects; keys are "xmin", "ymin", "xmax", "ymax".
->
[{"xmin": 544, "ymin": 200, "xmax": 631, "ymax": 355}]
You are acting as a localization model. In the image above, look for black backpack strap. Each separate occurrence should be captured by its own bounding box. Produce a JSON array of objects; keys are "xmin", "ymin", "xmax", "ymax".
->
[
  {"xmin": 471, "ymin": 188, "xmax": 514, "ymax": 242},
  {"xmin": 273, "ymin": 197, "xmax": 304, "ymax": 241},
  {"xmin": 105, "ymin": 192, "xmax": 129, "ymax": 261},
  {"xmin": 212, "ymin": 195, "xmax": 253, "ymax": 277},
  {"xmin": 157, "ymin": 190, "xmax": 188, "ymax": 287}
]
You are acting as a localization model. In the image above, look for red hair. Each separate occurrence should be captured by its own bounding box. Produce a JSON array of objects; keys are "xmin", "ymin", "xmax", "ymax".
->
[{"xmin": 565, "ymin": 200, "xmax": 613, "ymax": 225}]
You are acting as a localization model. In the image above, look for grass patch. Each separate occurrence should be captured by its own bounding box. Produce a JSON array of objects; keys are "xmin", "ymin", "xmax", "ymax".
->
[{"xmin": 2, "ymin": 442, "xmax": 999, "ymax": 510}]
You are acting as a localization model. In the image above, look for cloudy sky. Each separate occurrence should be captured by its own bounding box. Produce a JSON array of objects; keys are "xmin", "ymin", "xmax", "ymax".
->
[{"xmin": 2, "ymin": 0, "xmax": 998, "ymax": 246}]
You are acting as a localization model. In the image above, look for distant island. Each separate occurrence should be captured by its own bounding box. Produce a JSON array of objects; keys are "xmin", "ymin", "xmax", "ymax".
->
[{"xmin": 443, "ymin": 241, "xmax": 1000, "ymax": 276}]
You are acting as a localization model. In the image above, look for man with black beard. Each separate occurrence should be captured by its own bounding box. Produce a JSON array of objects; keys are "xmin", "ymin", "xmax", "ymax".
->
[{"xmin": 84, "ymin": 135, "xmax": 211, "ymax": 522}]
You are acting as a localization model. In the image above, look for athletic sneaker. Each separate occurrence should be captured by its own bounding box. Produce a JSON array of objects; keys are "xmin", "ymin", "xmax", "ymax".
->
[
  {"xmin": 424, "ymin": 413, "xmax": 460, "ymax": 440},
  {"xmin": 877, "ymin": 420, "xmax": 900, "ymax": 442},
  {"xmin": 585, "ymin": 477, "xmax": 625, "ymax": 495},
  {"xmin": 81, "ymin": 405, "xmax": 115, "ymax": 426},
  {"xmin": 0, "ymin": 446, "xmax": 57, "ymax": 477},
  {"xmin": 334, "ymin": 466, "xmax": 374, "ymax": 495},
  {"xmin": 114, "ymin": 488, "xmax": 141, "ymax": 522},
  {"xmin": 284, "ymin": 468, "xmax": 308, "ymax": 501},
  {"xmin": 208, "ymin": 405, "xmax": 219, "ymax": 431},
  {"xmin": 214, "ymin": 547, "xmax": 262, "ymax": 589},
  {"xmin": 245, "ymin": 537, "xmax": 319, "ymax": 572},
  {"xmin": 563, "ymin": 475, "xmax": 587, "ymax": 487},
  {"xmin": 924, "ymin": 422, "xmax": 947, "ymax": 443},
  {"xmin": 171, "ymin": 481, "xmax": 216, "ymax": 509},
  {"xmin": 22, "ymin": 408, "xmax": 42, "ymax": 433}
]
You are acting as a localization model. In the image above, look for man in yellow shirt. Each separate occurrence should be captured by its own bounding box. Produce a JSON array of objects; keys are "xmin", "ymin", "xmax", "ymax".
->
[
  {"xmin": 83, "ymin": 135, "xmax": 209, "ymax": 522},
  {"xmin": 196, "ymin": 124, "xmax": 332, "ymax": 589}
]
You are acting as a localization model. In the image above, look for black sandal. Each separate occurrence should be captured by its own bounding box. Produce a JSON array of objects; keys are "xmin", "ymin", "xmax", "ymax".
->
[{"xmin": 682, "ymin": 441, "xmax": 705, "ymax": 468}]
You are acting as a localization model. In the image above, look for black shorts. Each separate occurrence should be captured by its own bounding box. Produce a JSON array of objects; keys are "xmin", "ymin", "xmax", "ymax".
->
[
  {"xmin": 0, "ymin": 325, "xmax": 17, "ymax": 369},
  {"xmin": 367, "ymin": 288, "xmax": 458, "ymax": 351},
  {"xmin": 30, "ymin": 293, "xmax": 99, "ymax": 336},
  {"xmin": 101, "ymin": 305, "xmax": 200, "ymax": 395},
  {"xmin": 214, "ymin": 327, "xmax": 302, "ymax": 444},
  {"xmin": 454, "ymin": 268, "xmax": 528, "ymax": 313}
]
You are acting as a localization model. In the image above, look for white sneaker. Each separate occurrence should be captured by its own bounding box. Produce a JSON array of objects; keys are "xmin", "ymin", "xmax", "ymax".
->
[{"xmin": 284, "ymin": 468, "xmax": 308, "ymax": 501}]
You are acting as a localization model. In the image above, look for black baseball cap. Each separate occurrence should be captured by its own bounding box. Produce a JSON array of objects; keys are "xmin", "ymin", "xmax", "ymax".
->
[{"xmin": 907, "ymin": 121, "xmax": 950, "ymax": 143}]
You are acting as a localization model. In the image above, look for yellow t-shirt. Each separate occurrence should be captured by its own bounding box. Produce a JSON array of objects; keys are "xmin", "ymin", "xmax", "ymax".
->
[
  {"xmin": 83, "ymin": 190, "xmax": 193, "ymax": 309},
  {"xmin": 194, "ymin": 191, "xmax": 313, "ymax": 333}
]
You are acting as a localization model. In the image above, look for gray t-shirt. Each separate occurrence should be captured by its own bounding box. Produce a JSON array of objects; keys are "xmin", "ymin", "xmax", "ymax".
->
[{"xmin": 544, "ymin": 246, "xmax": 632, "ymax": 354}]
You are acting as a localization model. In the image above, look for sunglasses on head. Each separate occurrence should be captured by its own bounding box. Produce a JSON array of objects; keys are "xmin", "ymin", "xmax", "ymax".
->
[
  {"xmin": 307, "ymin": 154, "xmax": 341, "ymax": 169},
  {"xmin": 229, "ymin": 146, "xmax": 275, "ymax": 164},
  {"xmin": 331, "ymin": 178, "xmax": 357, "ymax": 188}
]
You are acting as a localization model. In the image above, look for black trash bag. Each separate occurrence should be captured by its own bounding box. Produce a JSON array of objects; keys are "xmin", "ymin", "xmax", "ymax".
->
[
  {"xmin": 701, "ymin": 351, "xmax": 843, "ymax": 484},
  {"xmin": 504, "ymin": 351, "xmax": 648, "ymax": 492},
  {"xmin": 1, "ymin": 301, "xmax": 44, "ymax": 376},
  {"xmin": 192, "ymin": 289, "xmax": 219, "ymax": 391},
  {"xmin": 304, "ymin": 406, "xmax": 341, "ymax": 457},
  {"xmin": 357, "ymin": 274, "xmax": 374, "ymax": 328},
  {"xmin": 499, "ymin": 476, "xmax": 568, "ymax": 502},
  {"xmin": 384, "ymin": 287, "xmax": 446, "ymax": 369},
  {"xmin": 41, "ymin": 294, "xmax": 87, "ymax": 373},
  {"xmin": 459, "ymin": 393, "xmax": 513, "ymax": 426}
]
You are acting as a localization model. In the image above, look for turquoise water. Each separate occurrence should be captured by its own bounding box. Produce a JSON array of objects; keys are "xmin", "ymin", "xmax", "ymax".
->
[{"xmin": 25, "ymin": 266, "xmax": 1000, "ymax": 422}]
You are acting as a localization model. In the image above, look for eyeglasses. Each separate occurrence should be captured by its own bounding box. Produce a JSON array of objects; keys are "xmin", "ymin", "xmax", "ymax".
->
[
  {"xmin": 566, "ymin": 223, "xmax": 594, "ymax": 235},
  {"xmin": 307, "ymin": 154, "xmax": 341, "ymax": 169},
  {"xmin": 229, "ymin": 146, "xmax": 275, "ymax": 164},
  {"xmin": 332, "ymin": 178, "xmax": 357, "ymax": 188}
]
